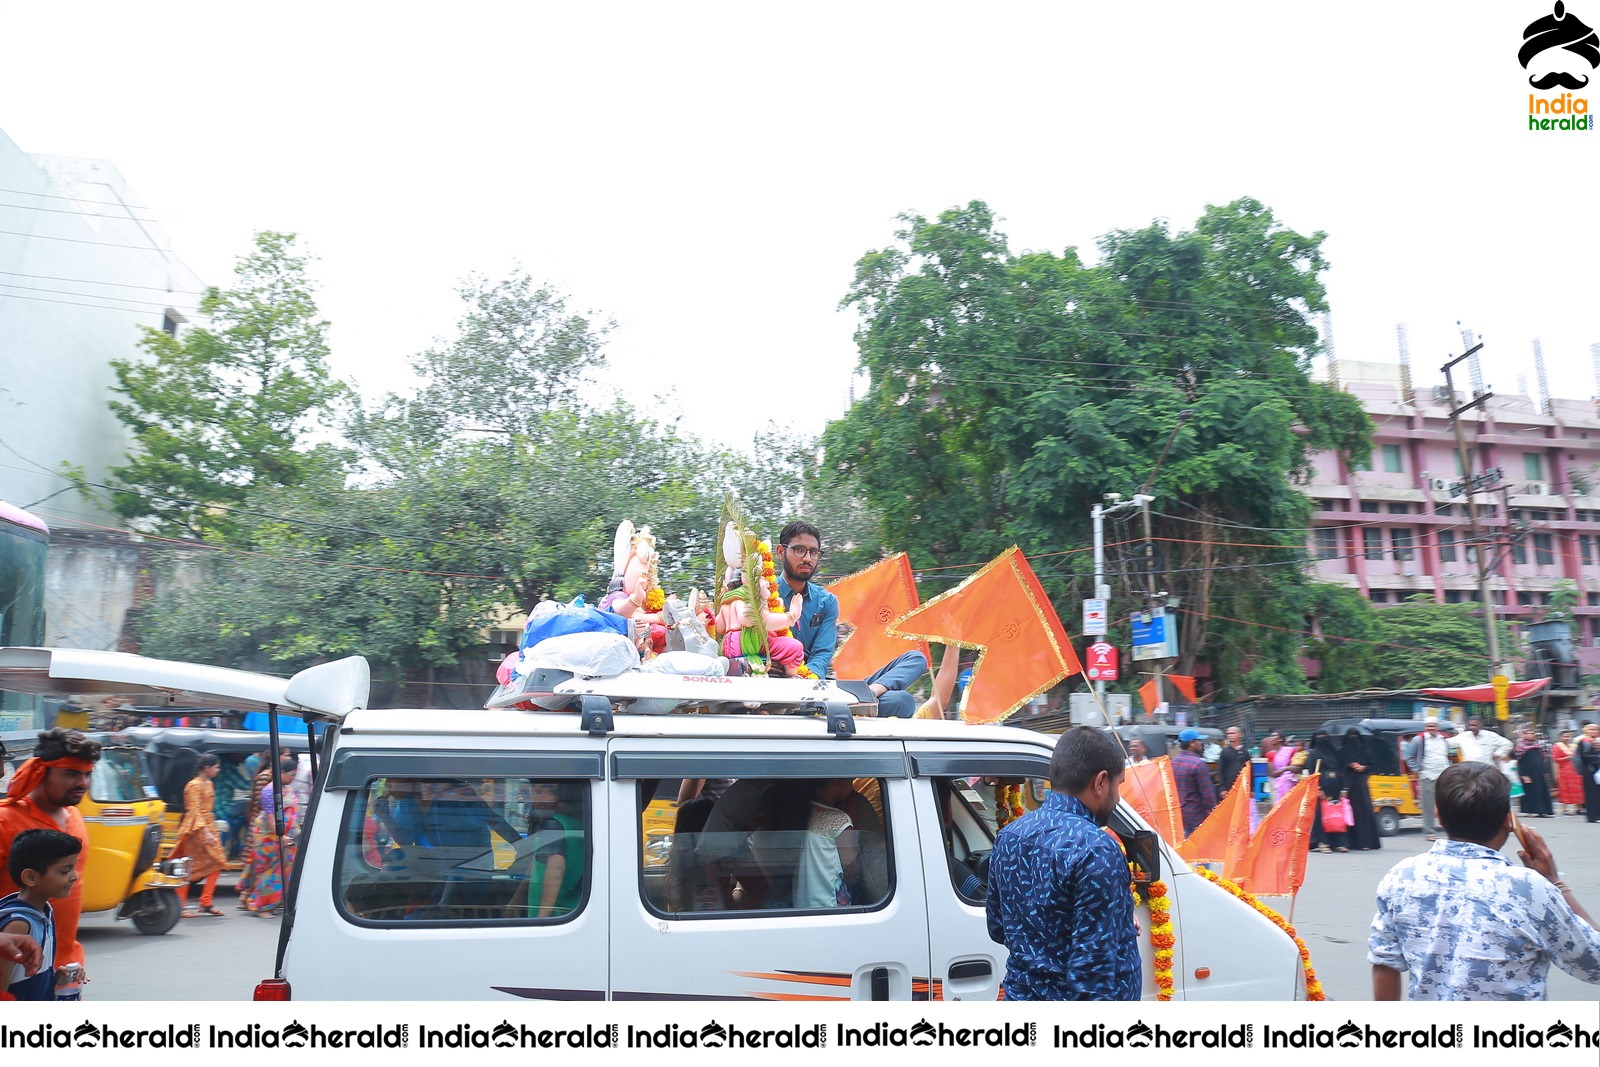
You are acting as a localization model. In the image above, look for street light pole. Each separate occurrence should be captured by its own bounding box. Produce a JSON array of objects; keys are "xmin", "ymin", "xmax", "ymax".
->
[{"xmin": 1092, "ymin": 492, "xmax": 1153, "ymax": 722}]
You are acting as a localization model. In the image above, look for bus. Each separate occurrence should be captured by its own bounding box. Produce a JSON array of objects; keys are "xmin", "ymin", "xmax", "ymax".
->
[{"xmin": 0, "ymin": 501, "xmax": 48, "ymax": 728}]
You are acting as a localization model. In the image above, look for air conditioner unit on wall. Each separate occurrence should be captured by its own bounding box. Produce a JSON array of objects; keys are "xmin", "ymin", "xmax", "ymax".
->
[
  {"xmin": 1431, "ymin": 385, "xmax": 1451, "ymax": 402},
  {"xmin": 1525, "ymin": 482, "xmax": 1550, "ymax": 495}
]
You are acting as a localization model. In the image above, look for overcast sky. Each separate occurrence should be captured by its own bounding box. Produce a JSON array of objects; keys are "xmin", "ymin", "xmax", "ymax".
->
[{"xmin": 2, "ymin": 1, "xmax": 1596, "ymax": 449}]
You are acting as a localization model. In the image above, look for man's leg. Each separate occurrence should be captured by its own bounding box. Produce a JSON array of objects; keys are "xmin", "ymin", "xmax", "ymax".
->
[
  {"xmin": 865, "ymin": 651, "xmax": 929, "ymax": 718},
  {"xmin": 1419, "ymin": 776, "xmax": 1437, "ymax": 834}
]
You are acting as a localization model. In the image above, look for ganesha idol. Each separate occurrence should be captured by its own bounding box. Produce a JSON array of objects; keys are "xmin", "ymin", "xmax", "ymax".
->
[
  {"xmin": 714, "ymin": 520, "xmax": 809, "ymax": 676},
  {"xmin": 600, "ymin": 520, "xmax": 667, "ymax": 650}
]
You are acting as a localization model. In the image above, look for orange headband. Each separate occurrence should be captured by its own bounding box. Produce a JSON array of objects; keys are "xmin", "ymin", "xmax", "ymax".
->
[{"xmin": 2, "ymin": 755, "xmax": 97, "ymax": 803}]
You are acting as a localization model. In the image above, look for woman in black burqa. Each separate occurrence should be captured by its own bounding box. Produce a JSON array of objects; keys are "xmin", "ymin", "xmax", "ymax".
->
[{"xmin": 1339, "ymin": 728, "xmax": 1382, "ymax": 851}]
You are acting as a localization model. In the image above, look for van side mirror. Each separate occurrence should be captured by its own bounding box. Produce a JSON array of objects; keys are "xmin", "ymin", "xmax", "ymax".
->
[{"xmin": 1109, "ymin": 808, "xmax": 1160, "ymax": 886}]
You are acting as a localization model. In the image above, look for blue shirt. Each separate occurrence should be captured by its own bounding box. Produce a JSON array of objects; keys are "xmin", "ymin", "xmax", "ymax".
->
[
  {"xmin": 775, "ymin": 576, "xmax": 839, "ymax": 679},
  {"xmin": 1368, "ymin": 839, "xmax": 1600, "ymax": 1000},
  {"xmin": 985, "ymin": 792, "xmax": 1141, "ymax": 1001}
]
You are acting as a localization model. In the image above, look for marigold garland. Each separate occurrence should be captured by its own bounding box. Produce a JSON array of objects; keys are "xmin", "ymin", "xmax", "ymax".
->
[
  {"xmin": 1191, "ymin": 866, "xmax": 1326, "ymax": 1000},
  {"xmin": 994, "ymin": 784, "xmax": 1025, "ymax": 829},
  {"xmin": 1143, "ymin": 878, "xmax": 1176, "ymax": 1000}
]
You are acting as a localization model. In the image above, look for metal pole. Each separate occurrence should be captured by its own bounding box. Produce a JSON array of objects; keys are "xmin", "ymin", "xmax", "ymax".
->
[
  {"xmin": 1093, "ymin": 502, "xmax": 1107, "ymax": 712},
  {"xmin": 1442, "ymin": 345, "xmax": 1502, "ymax": 676}
]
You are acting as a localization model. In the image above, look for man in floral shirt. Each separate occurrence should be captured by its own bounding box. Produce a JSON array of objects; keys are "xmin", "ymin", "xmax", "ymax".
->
[
  {"xmin": 985, "ymin": 727, "xmax": 1139, "ymax": 1000},
  {"xmin": 1369, "ymin": 762, "xmax": 1600, "ymax": 1000}
]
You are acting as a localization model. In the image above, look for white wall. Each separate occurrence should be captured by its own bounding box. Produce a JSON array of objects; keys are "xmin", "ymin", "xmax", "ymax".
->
[{"xmin": 0, "ymin": 128, "xmax": 204, "ymax": 527}]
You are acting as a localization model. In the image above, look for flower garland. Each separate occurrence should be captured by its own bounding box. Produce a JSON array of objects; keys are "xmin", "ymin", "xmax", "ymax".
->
[
  {"xmin": 1191, "ymin": 866, "xmax": 1326, "ymax": 1000},
  {"xmin": 994, "ymin": 784, "xmax": 1024, "ymax": 829},
  {"xmin": 758, "ymin": 540, "xmax": 817, "ymax": 680},
  {"xmin": 1140, "ymin": 878, "xmax": 1176, "ymax": 1000}
]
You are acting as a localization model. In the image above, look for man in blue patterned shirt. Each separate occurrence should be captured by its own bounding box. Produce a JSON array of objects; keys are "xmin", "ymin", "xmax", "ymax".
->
[
  {"xmin": 985, "ymin": 726, "xmax": 1140, "ymax": 1000},
  {"xmin": 1369, "ymin": 761, "xmax": 1600, "ymax": 1000}
]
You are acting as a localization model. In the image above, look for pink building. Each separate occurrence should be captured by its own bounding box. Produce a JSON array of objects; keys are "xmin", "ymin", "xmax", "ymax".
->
[{"xmin": 1304, "ymin": 371, "xmax": 1600, "ymax": 683}]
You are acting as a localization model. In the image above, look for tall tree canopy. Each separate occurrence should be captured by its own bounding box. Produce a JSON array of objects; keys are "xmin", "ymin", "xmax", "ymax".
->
[
  {"xmin": 825, "ymin": 198, "xmax": 1372, "ymax": 697},
  {"xmin": 102, "ymin": 232, "xmax": 350, "ymax": 539}
]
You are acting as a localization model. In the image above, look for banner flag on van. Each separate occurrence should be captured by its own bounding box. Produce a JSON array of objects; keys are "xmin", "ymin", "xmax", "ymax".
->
[
  {"xmin": 1232, "ymin": 773, "xmax": 1319, "ymax": 897},
  {"xmin": 825, "ymin": 553, "xmax": 931, "ymax": 682},
  {"xmin": 1178, "ymin": 769, "xmax": 1252, "ymax": 868},
  {"xmin": 1122, "ymin": 756, "xmax": 1184, "ymax": 848},
  {"xmin": 887, "ymin": 547, "xmax": 1081, "ymax": 724}
]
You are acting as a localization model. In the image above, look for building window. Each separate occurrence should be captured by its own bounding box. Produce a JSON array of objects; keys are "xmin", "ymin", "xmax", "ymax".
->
[
  {"xmin": 1360, "ymin": 499, "xmax": 1382, "ymax": 514},
  {"xmin": 1314, "ymin": 527, "xmax": 1340, "ymax": 560},
  {"xmin": 1382, "ymin": 444, "xmax": 1404, "ymax": 473},
  {"xmin": 1370, "ymin": 590, "xmax": 1389, "ymax": 604},
  {"xmin": 1583, "ymin": 535, "xmax": 1597, "ymax": 566},
  {"xmin": 1392, "ymin": 527, "xmax": 1415, "ymax": 561},
  {"xmin": 1438, "ymin": 528, "xmax": 1458, "ymax": 563},
  {"xmin": 1511, "ymin": 538, "xmax": 1528, "ymax": 565},
  {"xmin": 1445, "ymin": 589, "xmax": 1463, "ymax": 604},
  {"xmin": 1364, "ymin": 528, "xmax": 1384, "ymax": 560},
  {"xmin": 1588, "ymin": 593, "xmax": 1600, "ymax": 607},
  {"xmin": 1518, "ymin": 591, "xmax": 1536, "ymax": 606},
  {"xmin": 1533, "ymin": 532, "xmax": 1556, "ymax": 566},
  {"xmin": 1525, "ymin": 453, "xmax": 1545, "ymax": 480},
  {"xmin": 1434, "ymin": 503, "xmax": 1453, "ymax": 517},
  {"xmin": 1351, "ymin": 454, "xmax": 1372, "ymax": 473},
  {"xmin": 1530, "ymin": 510, "xmax": 1549, "ymax": 522},
  {"xmin": 1387, "ymin": 502, "xmax": 1411, "ymax": 515}
]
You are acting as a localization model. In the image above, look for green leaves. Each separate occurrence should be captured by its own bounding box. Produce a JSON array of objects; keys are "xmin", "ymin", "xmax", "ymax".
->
[{"xmin": 827, "ymin": 197, "xmax": 1375, "ymax": 697}]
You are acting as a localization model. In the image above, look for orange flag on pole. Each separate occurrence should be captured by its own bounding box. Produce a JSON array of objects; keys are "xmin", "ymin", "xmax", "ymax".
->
[
  {"xmin": 1231, "ymin": 773, "xmax": 1319, "ymax": 896},
  {"xmin": 887, "ymin": 547, "xmax": 1081, "ymax": 724},
  {"xmin": 824, "ymin": 553, "xmax": 930, "ymax": 681},
  {"xmin": 1122, "ymin": 756, "xmax": 1184, "ymax": 848},
  {"xmin": 1177, "ymin": 770, "xmax": 1253, "ymax": 867}
]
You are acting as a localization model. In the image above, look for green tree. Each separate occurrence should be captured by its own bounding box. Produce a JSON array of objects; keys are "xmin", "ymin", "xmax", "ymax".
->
[
  {"xmin": 397, "ymin": 270, "xmax": 611, "ymax": 443},
  {"xmin": 826, "ymin": 199, "xmax": 1373, "ymax": 698},
  {"xmin": 101, "ymin": 232, "xmax": 350, "ymax": 539},
  {"xmin": 1363, "ymin": 595, "xmax": 1494, "ymax": 690}
]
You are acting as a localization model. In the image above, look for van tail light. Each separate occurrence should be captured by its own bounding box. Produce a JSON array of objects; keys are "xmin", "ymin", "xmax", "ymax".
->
[{"xmin": 253, "ymin": 979, "xmax": 292, "ymax": 1001}]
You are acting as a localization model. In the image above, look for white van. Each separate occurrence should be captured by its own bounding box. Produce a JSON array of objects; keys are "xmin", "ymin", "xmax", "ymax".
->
[{"xmin": 0, "ymin": 647, "xmax": 1306, "ymax": 1001}]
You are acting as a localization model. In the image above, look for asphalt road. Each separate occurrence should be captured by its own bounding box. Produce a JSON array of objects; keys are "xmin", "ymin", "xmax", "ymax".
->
[{"xmin": 71, "ymin": 814, "xmax": 1600, "ymax": 1002}]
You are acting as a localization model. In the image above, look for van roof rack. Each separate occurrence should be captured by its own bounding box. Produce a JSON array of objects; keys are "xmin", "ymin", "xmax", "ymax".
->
[{"xmin": 487, "ymin": 668, "xmax": 867, "ymax": 738}]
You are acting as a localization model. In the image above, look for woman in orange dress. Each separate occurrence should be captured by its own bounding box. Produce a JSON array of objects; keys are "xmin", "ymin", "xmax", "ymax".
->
[
  {"xmin": 1552, "ymin": 730, "xmax": 1585, "ymax": 815},
  {"xmin": 172, "ymin": 754, "xmax": 229, "ymax": 917}
]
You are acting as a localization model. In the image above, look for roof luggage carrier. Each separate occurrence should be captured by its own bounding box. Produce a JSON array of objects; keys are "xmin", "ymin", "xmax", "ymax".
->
[{"xmin": 485, "ymin": 667, "xmax": 873, "ymax": 738}]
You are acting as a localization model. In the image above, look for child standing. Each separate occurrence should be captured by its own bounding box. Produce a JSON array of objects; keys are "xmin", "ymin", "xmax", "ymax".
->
[{"xmin": 0, "ymin": 829, "xmax": 81, "ymax": 1001}]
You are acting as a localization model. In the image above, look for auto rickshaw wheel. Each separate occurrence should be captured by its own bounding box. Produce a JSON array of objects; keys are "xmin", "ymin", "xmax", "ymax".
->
[
  {"xmin": 131, "ymin": 888, "xmax": 182, "ymax": 935},
  {"xmin": 1375, "ymin": 806, "xmax": 1401, "ymax": 837}
]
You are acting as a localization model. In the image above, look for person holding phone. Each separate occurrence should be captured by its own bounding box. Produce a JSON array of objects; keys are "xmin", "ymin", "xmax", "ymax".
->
[{"xmin": 1368, "ymin": 762, "xmax": 1600, "ymax": 1000}]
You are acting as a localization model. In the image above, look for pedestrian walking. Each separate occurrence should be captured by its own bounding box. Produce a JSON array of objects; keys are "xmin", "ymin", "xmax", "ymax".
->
[
  {"xmin": 1405, "ymin": 717, "xmax": 1454, "ymax": 838},
  {"xmin": 172, "ymin": 754, "xmax": 229, "ymax": 917},
  {"xmin": 1515, "ymin": 727, "xmax": 1554, "ymax": 818}
]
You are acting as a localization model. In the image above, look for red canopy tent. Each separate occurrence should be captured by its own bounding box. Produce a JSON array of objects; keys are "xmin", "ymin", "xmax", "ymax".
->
[{"xmin": 1418, "ymin": 677, "xmax": 1551, "ymax": 702}]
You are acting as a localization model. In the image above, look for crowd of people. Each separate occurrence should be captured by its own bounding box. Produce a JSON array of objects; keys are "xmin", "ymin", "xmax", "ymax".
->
[{"xmin": 992, "ymin": 724, "xmax": 1600, "ymax": 1002}]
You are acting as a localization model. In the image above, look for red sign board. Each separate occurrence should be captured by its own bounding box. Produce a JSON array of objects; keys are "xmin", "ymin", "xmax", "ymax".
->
[{"xmin": 1086, "ymin": 640, "xmax": 1119, "ymax": 681}]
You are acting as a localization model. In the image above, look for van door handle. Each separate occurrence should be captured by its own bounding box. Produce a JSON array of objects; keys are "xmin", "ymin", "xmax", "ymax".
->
[
  {"xmin": 870, "ymin": 967, "xmax": 889, "ymax": 1000},
  {"xmin": 949, "ymin": 960, "xmax": 991, "ymax": 980}
]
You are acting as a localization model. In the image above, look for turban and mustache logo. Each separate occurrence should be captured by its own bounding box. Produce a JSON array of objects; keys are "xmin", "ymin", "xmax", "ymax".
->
[{"xmin": 1519, "ymin": 2, "xmax": 1600, "ymax": 89}]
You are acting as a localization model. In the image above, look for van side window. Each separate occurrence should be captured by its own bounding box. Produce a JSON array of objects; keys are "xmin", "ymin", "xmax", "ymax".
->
[
  {"xmin": 639, "ymin": 777, "xmax": 892, "ymax": 918},
  {"xmin": 929, "ymin": 774, "xmax": 1050, "ymax": 905},
  {"xmin": 337, "ymin": 776, "xmax": 589, "ymax": 925}
]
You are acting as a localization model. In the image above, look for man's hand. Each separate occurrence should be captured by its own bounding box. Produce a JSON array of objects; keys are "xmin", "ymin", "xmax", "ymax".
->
[
  {"xmin": 0, "ymin": 932, "xmax": 42, "ymax": 977},
  {"xmin": 1515, "ymin": 822, "xmax": 1559, "ymax": 883}
]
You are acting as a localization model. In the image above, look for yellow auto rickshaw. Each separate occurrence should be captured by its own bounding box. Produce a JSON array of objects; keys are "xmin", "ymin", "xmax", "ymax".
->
[{"xmin": 79, "ymin": 736, "xmax": 190, "ymax": 934}]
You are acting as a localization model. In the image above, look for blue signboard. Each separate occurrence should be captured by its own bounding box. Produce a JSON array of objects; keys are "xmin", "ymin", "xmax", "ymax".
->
[{"xmin": 1131, "ymin": 613, "xmax": 1165, "ymax": 648}]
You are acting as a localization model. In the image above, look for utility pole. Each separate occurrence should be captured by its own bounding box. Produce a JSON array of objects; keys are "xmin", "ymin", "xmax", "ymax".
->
[
  {"xmin": 1442, "ymin": 341, "xmax": 1503, "ymax": 676},
  {"xmin": 1091, "ymin": 493, "xmax": 1150, "ymax": 719}
]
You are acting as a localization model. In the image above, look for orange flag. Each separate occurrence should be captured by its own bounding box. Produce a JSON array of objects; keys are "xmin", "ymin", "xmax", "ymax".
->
[
  {"xmin": 1178, "ymin": 770, "xmax": 1253, "ymax": 867},
  {"xmin": 1137, "ymin": 674, "xmax": 1198, "ymax": 714},
  {"xmin": 825, "ymin": 553, "xmax": 931, "ymax": 680},
  {"xmin": 1232, "ymin": 773, "xmax": 1320, "ymax": 897},
  {"xmin": 887, "ymin": 547, "xmax": 1081, "ymax": 724},
  {"xmin": 1122, "ymin": 756, "xmax": 1183, "ymax": 848}
]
